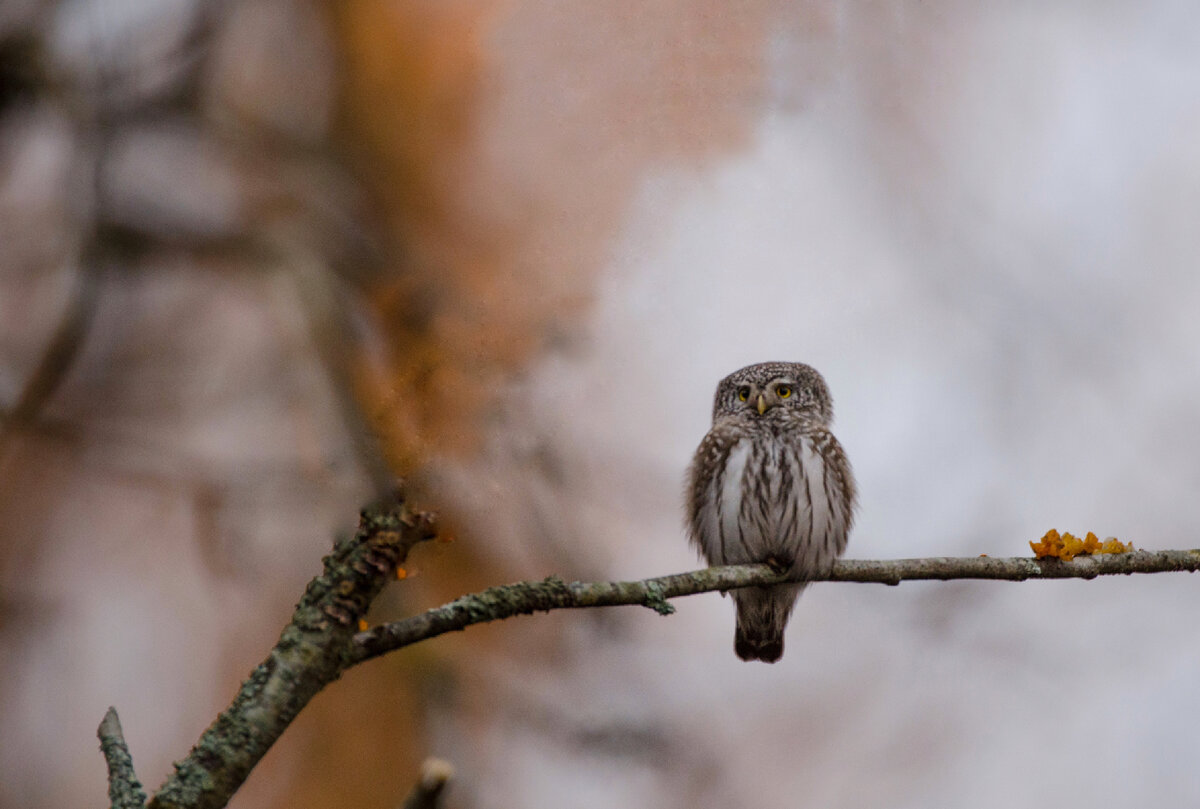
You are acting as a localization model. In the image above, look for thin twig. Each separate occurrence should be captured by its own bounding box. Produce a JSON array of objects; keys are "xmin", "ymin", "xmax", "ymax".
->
[
  {"xmin": 97, "ymin": 707, "xmax": 147, "ymax": 809},
  {"xmin": 350, "ymin": 549, "xmax": 1200, "ymax": 664}
]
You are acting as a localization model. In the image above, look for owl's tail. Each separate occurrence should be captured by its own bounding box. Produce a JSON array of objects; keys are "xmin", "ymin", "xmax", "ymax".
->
[{"xmin": 732, "ymin": 584, "xmax": 803, "ymax": 663}]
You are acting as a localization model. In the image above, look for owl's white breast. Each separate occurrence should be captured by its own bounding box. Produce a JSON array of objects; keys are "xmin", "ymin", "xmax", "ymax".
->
[
  {"xmin": 721, "ymin": 431, "xmax": 848, "ymax": 569},
  {"xmin": 718, "ymin": 440, "xmax": 752, "ymax": 559}
]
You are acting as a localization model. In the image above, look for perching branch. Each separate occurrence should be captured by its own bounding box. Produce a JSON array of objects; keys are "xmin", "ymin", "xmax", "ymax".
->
[
  {"xmin": 100, "ymin": 482, "xmax": 1200, "ymax": 809},
  {"xmin": 349, "ymin": 549, "xmax": 1200, "ymax": 664}
]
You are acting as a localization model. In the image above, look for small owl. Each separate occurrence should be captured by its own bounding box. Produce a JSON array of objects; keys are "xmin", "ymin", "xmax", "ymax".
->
[{"xmin": 687, "ymin": 362, "xmax": 856, "ymax": 663}]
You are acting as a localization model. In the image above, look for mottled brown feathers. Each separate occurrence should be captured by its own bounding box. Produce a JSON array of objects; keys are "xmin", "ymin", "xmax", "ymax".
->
[{"xmin": 687, "ymin": 362, "xmax": 856, "ymax": 662}]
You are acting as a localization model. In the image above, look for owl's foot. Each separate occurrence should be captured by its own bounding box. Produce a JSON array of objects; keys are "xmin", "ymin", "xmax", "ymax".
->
[{"xmin": 764, "ymin": 555, "xmax": 789, "ymax": 575}]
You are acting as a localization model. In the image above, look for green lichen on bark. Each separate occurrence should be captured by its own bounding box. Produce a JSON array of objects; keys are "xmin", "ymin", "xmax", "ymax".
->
[
  {"xmin": 98, "ymin": 707, "xmax": 148, "ymax": 809},
  {"xmin": 639, "ymin": 580, "xmax": 675, "ymax": 615}
]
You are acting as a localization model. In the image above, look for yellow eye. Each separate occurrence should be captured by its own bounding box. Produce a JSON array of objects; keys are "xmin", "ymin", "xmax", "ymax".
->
[
  {"xmin": 777, "ymin": 385, "xmax": 792, "ymax": 398},
  {"xmin": 737, "ymin": 386, "xmax": 750, "ymax": 401}
]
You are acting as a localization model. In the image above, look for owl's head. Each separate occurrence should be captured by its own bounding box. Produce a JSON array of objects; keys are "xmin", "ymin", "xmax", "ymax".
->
[{"xmin": 711, "ymin": 361, "xmax": 834, "ymax": 425}]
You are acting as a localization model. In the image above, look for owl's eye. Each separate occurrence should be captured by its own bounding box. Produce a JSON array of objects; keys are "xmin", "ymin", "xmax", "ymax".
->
[
  {"xmin": 776, "ymin": 385, "xmax": 792, "ymax": 399},
  {"xmin": 737, "ymin": 386, "xmax": 750, "ymax": 402}
]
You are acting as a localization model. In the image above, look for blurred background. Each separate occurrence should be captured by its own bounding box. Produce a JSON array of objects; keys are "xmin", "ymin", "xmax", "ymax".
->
[{"xmin": 3, "ymin": 1, "xmax": 1200, "ymax": 807}]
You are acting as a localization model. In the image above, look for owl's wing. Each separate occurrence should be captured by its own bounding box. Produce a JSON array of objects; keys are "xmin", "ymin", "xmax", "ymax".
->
[
  {"xmin": 685, "ymin": 424, "xmax": 740, "ymax": 564},
  {"xmin": 810, "ymin": 428, "xmax": 857, "ymax": 553}
]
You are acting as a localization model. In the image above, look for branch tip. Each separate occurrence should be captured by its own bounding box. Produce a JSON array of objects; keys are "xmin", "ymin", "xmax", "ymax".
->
[{"xmin": 97, "ymin": 706, "xmax": 147, "ymax": 809}]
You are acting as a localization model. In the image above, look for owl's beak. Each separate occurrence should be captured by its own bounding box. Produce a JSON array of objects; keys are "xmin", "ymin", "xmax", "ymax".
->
[{"xmin": 756, "ymin": 393, "xmax": 767, "ymax": 415}]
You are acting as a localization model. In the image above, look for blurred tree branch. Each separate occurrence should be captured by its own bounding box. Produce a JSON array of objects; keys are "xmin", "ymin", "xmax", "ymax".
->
[
  {"xmin": 97, "ymin": 485, "xmax": 1200, "ymax": 808},
  {"xmin": 400, "ymin": 758, "xmax": 454, "ymax": 809},
  {"xmin": 0, "ymin": 260, "xmax": 99, "ymax": 453},
  {"xmin": 0, "ymin": 0, "xmax": 227, "ymax": 455}
]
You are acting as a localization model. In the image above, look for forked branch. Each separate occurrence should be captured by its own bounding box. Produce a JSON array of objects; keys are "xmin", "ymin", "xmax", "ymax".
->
[{"xmin": 98, "ymin": 486, "xmax": 1200, "ymax": 809}]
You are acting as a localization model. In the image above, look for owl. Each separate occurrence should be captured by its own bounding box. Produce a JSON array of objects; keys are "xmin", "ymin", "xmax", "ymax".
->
[{"xmin": 687, "ymin": 362, "xmax": 856, "ymax": 663}]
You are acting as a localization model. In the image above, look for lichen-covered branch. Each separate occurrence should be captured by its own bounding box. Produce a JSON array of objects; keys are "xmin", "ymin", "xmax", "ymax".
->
[
  {"xmin": 103, "ymin": 478, "xmax": 1200, "ymax": 809},
  {"xmin": 146, "ymin": 491, "xmax": 437, "ymax": 809},
  {"xmin": 350, "ymin": 549, "xmax": 1200, "ymax": 664},
  {"xmin": 98, "ymin": 707, "xmax": 147, "ymax": 809},
  {"xmin": 827, "ymin": 550, "xmax": 1200, "ymax": 583}
]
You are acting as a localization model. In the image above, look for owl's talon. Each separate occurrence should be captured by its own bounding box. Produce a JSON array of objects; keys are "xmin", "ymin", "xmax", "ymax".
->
[{"xmin": 765, "ymin": 556, "xmax": 789, "ymax": 575}]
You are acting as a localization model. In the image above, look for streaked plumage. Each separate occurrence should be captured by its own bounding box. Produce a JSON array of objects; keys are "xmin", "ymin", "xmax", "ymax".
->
[{"xmin": 686, "ymin": 362, "xmax": 856, "ymax": 663}]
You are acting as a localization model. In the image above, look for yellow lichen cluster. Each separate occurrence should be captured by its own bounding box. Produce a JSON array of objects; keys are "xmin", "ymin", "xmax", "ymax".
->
[{"xmin": 1030, "ymin": 529, "xmax": 1133, "ymax": 560}]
